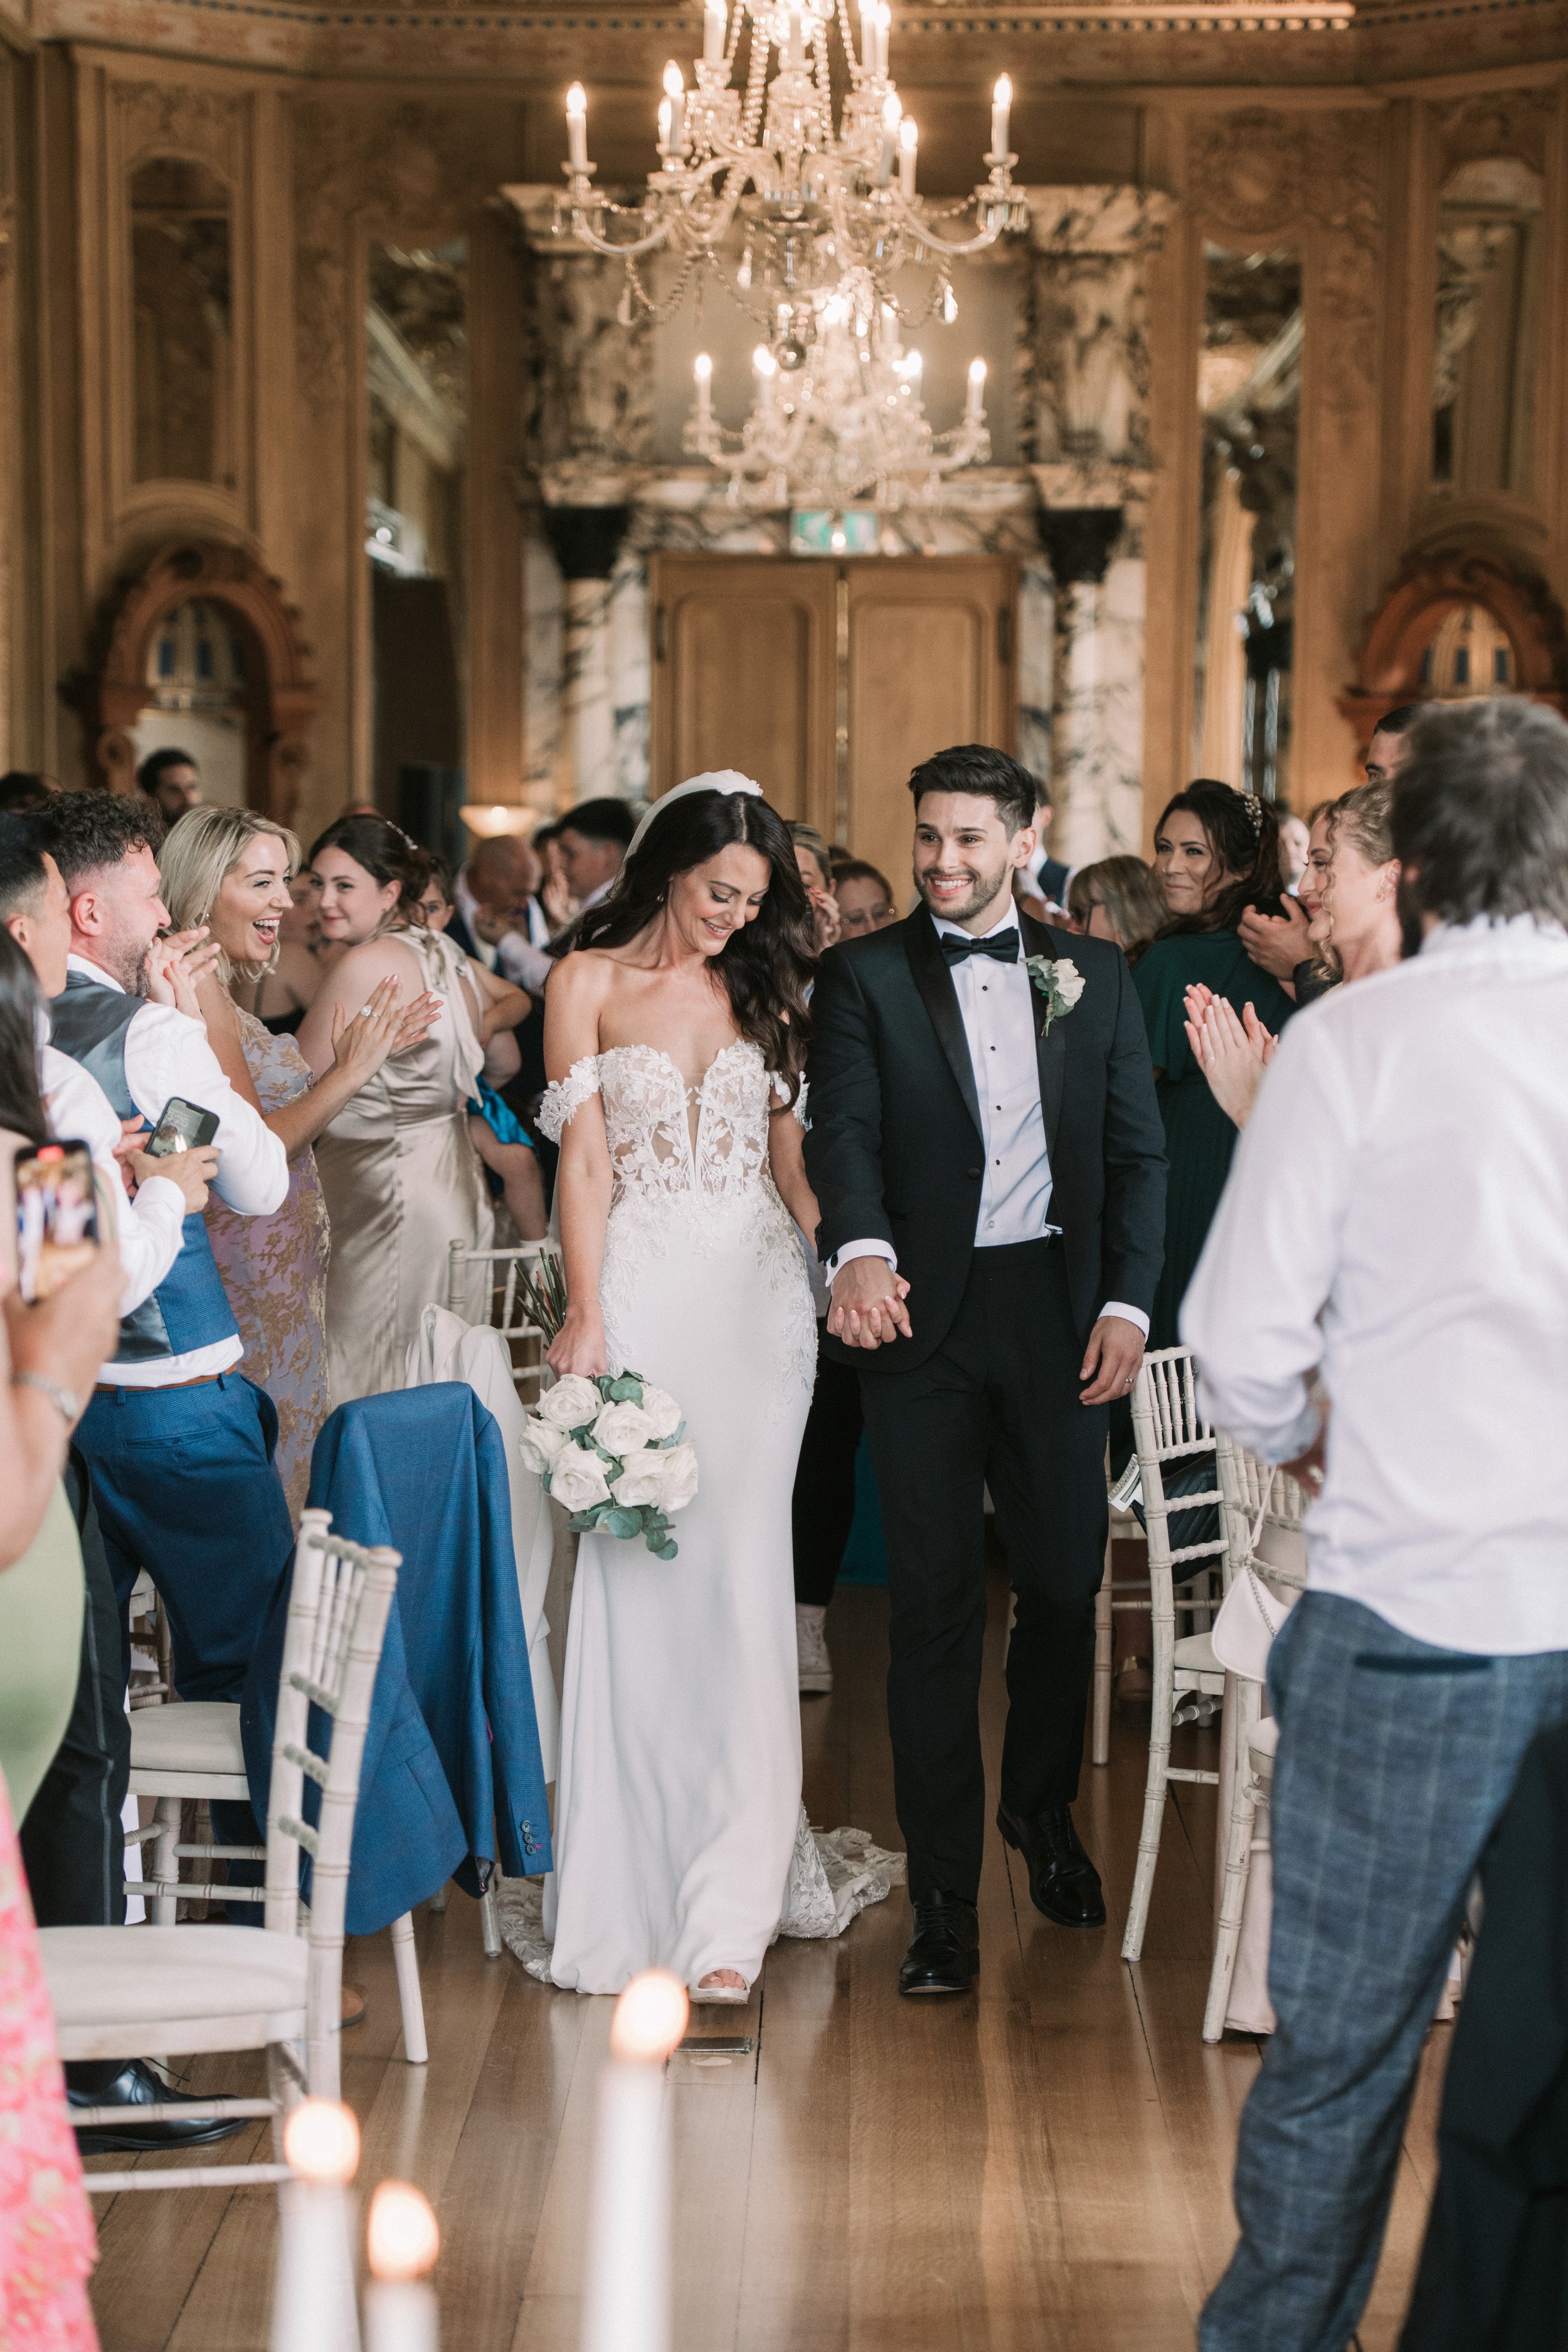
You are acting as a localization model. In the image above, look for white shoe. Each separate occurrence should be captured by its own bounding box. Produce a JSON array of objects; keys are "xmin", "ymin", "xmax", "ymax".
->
[
  {"xmin": 796, "ymin": 1604, "xmax": 833, "ymax": 1695},
  {"xmin": 690, "ymin": 1976, "xmax": 751, "ymax": 2005}
]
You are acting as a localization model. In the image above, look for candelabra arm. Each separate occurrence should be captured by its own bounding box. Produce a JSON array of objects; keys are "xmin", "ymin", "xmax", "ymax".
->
[{"xmin": 885, "ymin": 184, "xmax": 1020, "ymax": 258}]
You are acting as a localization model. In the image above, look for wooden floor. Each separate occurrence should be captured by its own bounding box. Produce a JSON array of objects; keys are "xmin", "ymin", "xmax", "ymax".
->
[{"xmin": 87, "ymin": 1569, "xmax": 1447, "ymax": 2351}]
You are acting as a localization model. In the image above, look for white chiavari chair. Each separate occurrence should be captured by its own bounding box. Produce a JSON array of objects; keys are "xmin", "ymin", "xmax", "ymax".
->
[
  {"xmin": 1121, "ymin": 1347, "xmax": 1231, "ymax": 1964},
  {"xmin": 43, "ymin": 1513, "xmax": 400, "ymax": 2192},
  {"xmin": 1202, "ymin": 1434, "xmax": 1306, "ymax": 2041},
  {"xmin": 445, "ymin": 1237, "xmax": 561, "ymax": 1409}
]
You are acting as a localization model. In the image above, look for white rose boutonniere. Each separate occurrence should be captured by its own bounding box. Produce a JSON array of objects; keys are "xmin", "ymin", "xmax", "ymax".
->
[{"xmin": 1025, "ymin": 954, "xmax": 1086, "ymax": 1035}]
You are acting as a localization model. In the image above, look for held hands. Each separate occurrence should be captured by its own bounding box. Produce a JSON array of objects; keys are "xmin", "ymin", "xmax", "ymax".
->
[
  {"xmin": 1079, "ymin": 1314, "xmax": 1145, "ymax": 1407},
  {"xmin": 1237, "ymin": 896, "xmax": 1312, "ymax": 983},
  {"xmin": 547, "ymin": 1305, "xmax": 608, "ymax": 1380},
  {"xmin": 328, "ymin": 979, "xmax": 440, "ymax": 1087},
  {"xmin": 827, "ymin": 1257, "xmax": 913, "ymax": 1351},
  {"xmin": 146, "ymin": 928, "xmax": 221, "ymax": 1021},
  {"xmin": 1183, "ymin": 985, "xmax": 1276, "ymax": 1131},
  {"xmin": 126, "ymin": 1142, "xmax": 219, "ymax": 1212}
]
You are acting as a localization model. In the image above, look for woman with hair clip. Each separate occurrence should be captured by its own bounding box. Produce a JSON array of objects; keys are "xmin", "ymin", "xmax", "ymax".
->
[
  {"xmin": 1131, "ymin": 781, "xmax": 1296, "ymax": 1348},
  {"xmin": 536, "ymin": 774, "xmax": 896, "ymax": 2002},
  {"xmin": 159, "ymin": 807, "xmax": 438, "ymax": 1511},
  {"xmin": 299, "ymin": 814, "xmax": 494, "ymax": 1404}
]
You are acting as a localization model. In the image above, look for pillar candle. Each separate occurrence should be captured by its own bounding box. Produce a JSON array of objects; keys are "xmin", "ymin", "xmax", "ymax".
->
[
  {"xmin": 271, "ymin": 2102, "xmax": 361, "ymax": 2352},
  {"xmin": 580, "ymin": 1974, "xmax": 689, "ymax": 2352},
  {"xmin": 365, "ymin": 2182, "xmax": 441, "ymax": 2352},
  {"xmin": 566, "ymin": 83, "xmax": 588, "ymax": 169},
  {"xmin": 662, "ymin": 61, "xmax": 686, "ymax": 152},
  {"xmin": 990, "ymin": 73, "xmax": 1012, "ymax": 159}
]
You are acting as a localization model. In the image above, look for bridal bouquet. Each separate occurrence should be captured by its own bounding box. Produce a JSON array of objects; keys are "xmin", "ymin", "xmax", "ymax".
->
[{"xmin": 516, "ymin": 1255, "xmax": 697, "ymax": 1560}]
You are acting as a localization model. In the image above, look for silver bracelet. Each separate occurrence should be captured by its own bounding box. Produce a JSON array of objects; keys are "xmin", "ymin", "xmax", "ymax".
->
[{"xmin": 13, "ymin": 1371, "xmax": 81, "ymax": 1428}]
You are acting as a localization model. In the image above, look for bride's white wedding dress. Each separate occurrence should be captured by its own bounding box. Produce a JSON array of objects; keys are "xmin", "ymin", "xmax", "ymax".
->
[{"xmin": 511, "ymin": 1041, "xmax": 901, "ymax": 1997}]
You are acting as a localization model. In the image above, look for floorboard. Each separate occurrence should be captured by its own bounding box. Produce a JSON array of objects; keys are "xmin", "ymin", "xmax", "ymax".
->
[{"xmin": 87, "ymin": 1569, "xmax": 1448, "ymax": 2351}]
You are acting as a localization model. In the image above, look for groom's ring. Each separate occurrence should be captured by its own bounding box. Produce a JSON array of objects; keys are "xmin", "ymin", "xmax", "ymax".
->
[{"xmin": 1123, "ymin": 1375, "xmax": 1135, "ymax": 1387}]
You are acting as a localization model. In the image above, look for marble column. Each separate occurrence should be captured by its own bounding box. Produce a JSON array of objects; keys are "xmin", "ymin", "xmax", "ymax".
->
[{"xmin": 541, "ymin": 504, "xmax": 633, "ymax": 807}]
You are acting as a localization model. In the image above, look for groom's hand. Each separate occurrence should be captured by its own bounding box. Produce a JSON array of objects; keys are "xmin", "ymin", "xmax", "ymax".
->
[
  {"xmin": 1079, "ymin": 1314, "xmax": 1144, "ymax": 1406},
  {"xmin": 828, "ymin": 1258, "xmax": 913, "ymax": 1351}
]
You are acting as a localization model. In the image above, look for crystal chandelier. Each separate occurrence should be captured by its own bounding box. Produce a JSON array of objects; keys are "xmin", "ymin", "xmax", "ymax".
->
[
  {"xmin": 557, "ymin": 0, "xmax": 1027, "ymax": 361},
  {"xmin": 684, "ymin": 271, "xmax": 991, "ymax": 509}
]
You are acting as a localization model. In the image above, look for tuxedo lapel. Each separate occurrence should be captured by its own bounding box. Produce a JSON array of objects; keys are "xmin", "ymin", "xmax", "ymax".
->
[
  {"xmin": 1021, "ymin": 913, "xmax": 1069, "ymax": 1163},
  {"xmin": 904, "ymin": 910, "xmax": 983, "ymax": 1143}
]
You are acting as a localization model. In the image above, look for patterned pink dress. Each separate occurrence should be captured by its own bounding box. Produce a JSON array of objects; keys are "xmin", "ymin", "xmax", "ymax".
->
[{"xmin": 0, "ymin": 1771, "xmax": 98, "ymax": 2350}]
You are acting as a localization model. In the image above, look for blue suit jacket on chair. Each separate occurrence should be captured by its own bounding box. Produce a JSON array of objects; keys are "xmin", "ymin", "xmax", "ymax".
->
[{"xmin": 241, "ymin": 1384, "xmax": 553, "ymax": 1936}]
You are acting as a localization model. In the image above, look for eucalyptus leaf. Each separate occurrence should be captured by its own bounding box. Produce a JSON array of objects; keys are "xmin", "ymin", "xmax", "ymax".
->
[{"xmin": 603, "ymin": 1507, "xmax": 641, "ymax": 1541}]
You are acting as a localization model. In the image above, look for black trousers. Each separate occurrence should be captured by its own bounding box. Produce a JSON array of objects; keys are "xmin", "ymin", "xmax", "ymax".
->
[
  {"xmin": 857, "ymin": 1238, "xmax": 1108, "ymax": 1905},
  {"xmin": 20, "ymin": 1455, "xmax": 131, "ymax": 2094},
  {"xmin": 791, "ymin": 1340, "xmax": 865, "ymax": 1609}
]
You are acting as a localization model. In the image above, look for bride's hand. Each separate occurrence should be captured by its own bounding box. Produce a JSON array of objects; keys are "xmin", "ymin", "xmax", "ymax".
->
[{"xmin": 548, "ymin": 1307, "xmax": 608, "ymax": 1379}]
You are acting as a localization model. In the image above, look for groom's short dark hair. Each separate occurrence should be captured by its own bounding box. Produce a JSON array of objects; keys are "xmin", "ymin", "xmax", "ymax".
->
[
  {"xmin": 1392, "ymin": 699, "xmax": 1568, "ymax": 929},
  {"xmin": 908, "ymin": 746, "xmax": 1038, "ymax": 836}
]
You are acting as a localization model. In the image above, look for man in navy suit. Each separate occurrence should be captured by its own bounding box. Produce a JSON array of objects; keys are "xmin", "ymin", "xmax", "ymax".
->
[{"xmin": 804, "ymin": 745, "xmax": 1165, "ymax": 1997}]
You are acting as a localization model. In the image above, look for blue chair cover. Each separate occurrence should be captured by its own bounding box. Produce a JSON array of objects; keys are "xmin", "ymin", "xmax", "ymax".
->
[{"xmin": 241, "ymin": 1384, "xmax": 553, "ymax": 1937}]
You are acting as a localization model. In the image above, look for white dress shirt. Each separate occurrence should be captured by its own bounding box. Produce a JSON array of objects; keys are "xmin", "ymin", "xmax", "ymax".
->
[
  {"xmin": 40, "ymin": 1044, "xmax": 186, "ymax": 1318},
  {"xmin": 830, "ymin": 914, "xmax": 1148, "ymax": 1334},
  {"xmin": 64, "ymin": 952, "xmax": 289, "ymax": 1385},
  {"xmin": 1182, "ymin": 916, "xmax": 1568, "ymax": 1656},
  {"xmin": 453, "ymin": 867, "xmax": 551, "ymax": 995}
]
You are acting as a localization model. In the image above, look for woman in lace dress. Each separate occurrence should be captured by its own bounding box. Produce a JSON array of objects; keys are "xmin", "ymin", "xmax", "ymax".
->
[
  {"xmin": 539, "ymin": 775, "xmax": 895, "ymax": 2001},
  {"xmin": 160, "ymin": 809, "xmax": 439, "ymax": 1514}
]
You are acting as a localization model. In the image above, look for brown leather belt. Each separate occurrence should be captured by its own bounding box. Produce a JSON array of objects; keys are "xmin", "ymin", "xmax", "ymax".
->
[{"xmin": 95, "ymin": 1373, "xmax": 223, "ymax": 1394}]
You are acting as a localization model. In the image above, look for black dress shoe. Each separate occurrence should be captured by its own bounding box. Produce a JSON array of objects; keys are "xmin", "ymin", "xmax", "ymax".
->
[
  {"xmin": 898, "ymin": 1892, "xmax": 980, "ymax": 1996},
  {"xmin": 68, "ymin": 2059, "xmax": 248, "ymax": 2154},
  {"xmin": 997, "ymin": 1802, "xmax": 1106, "ymax": 1929}
]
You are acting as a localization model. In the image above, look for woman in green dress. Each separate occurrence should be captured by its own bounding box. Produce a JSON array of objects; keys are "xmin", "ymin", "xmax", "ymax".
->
[{"xmin": 1130, "ymin": 781, "xmax": 1296, "ymax": 1349}]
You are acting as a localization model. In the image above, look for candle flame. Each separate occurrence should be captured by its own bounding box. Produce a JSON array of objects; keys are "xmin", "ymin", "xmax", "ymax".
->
[
  {"xmin": 565, "ymin": 82, "xmax": 587, "ymax": 120},
  {"xmin": 283, "ymin": 2099, "xmax": 360, "ymax": 2185},
  {"xmin": 881, "ymin": 90, "xmax": 901, "ymax": 130},
  {"xmin": 969, "ymin": 358, "xmax": 987, "ymax": 384},
  {"xmin": 663, "ymin": 58, "xmax": 685, "ymax": 95},
  {"xmin": 694, "ymin": 351, "xmax": 713, "ymax": 381},
  {"xmin": 993, "ymin": 72, "xmax": 1012, "ymax": 105},
  {"xmin": 367, "ymin": 2180, "xmax": 441, "ymax": 2282},
  {"xmin": 899, "ymin": 115, "xmax": 918, "ymax": 152},
  {"xmin": 753, "ymin": 344, "xmax": 778, "ymax": 377},
  {"xmin": 610, "ymin": 1969, "xmax": 690, "ymax": 2062}
]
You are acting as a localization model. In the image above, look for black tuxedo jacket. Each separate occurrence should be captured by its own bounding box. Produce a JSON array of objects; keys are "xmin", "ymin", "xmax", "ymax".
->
[{"xmin": 803, "ymin": 907, "xmax": 1167, "ymax": 1373}]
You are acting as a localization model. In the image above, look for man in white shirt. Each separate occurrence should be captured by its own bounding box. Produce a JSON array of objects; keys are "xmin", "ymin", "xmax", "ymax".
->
[
  {"xmin": 450, "ymin": 835, "xmax": 553, "ymax": 994},
  {"xmin": 805, "ymin": 744, "xmax": 1166, "ymax": 1996},
  {"xmin": 34, "ymin": 793, "xmax": 293, "ymax": 1732},
  {"xmin": 1182, "ymin": 697, "xmax": 1568, "ymax": 2352},
  {"xmin": 556, "ymin": 797, "xmax": 635, "ymax": 919}
]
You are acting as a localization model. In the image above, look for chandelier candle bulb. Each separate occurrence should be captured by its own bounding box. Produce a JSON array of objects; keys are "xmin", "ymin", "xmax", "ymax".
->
[
  {"xmin": 877, "ymin": 92, "xmax": 901, "ymax": 184},
  {"xmin": 858, "ymin": 0, "xmax": 874, "ymax": 69},
  {"xmin": 270, "ymin": 2101, "xmax": 361, "ymax": 2352},
  {"xmin": 898, "ymin": 114, "xmax": 918, "ymax": 196},
  {"xmin": 662, "ymin": 61, "xmax": 686, "ymax": 152},
  {"xmin": 693, "ymin": 351, "xmax": 714, "ymax": 427},
  {"xmin": 365, "ymin": 2183, "xmax": 441, "ymax": 2352},
  {"xmin": 565, "ymin": 82, "xmax": 588, "ymax": 170},
  {"xmin": 990, "ymin": 73, "xmax": 1012, "ymax": 159},
  {"xmin": 581, "ymin": 1973, "xmax": 690, "ymax": 2352},
  {"xmin": 874, "ymin": 1, "xmax": 890, "ymax": 75},
  {"xmin": 703, "ymin": 0, "xmax": 725, "ymax": 61},
  {"xmin": 754, "ymin": 344, "xmax": 778, "ymax": 407},
  {"xmin": 966, "ymin": 357, "xmax": 987, "ymax": 421}
]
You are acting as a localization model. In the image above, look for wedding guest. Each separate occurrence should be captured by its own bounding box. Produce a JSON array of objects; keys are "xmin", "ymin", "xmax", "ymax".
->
[
  {"xmin": 135, "ymin": 746, "xmax": 201, "ymax": 825},
  {"xmin": 1184, "ymin": 696, "xmax": 1568, "ymax": 2352},
  {"xmin": 1364, "ymin": 699, "xmax": 1423, "ymax": 783},
  {"xmin": 556, "ymin": 797, "xmax": 635, "ymax": 917},
  {"xmin": 302, "ymin": 814, "xmax": 493, "ymax": 1402},
  {"xmin": 790, "ymin": 822, "xmax": 842, "ymax": 953},
  {"xmin": 449, "ymin": 833, "xmax": 553, "ymax": 993},
  {"xmin": 1277, "ymin": 808, "xmax": 1311, "ymax": 892},
  {"xmin": 243, "ymin": 867, "xmax": 322, "ymax": 1036},
  {"xmin": 1131, "ymin": 781, "xmax": 1293, "ymax": 1347},
  {"xmin": 1186, "ymin": 783, "xmax": 1402, "ymax": 1130},
  {"xmin": 160, "ymin": 807, "xmax": 438, "ymax": 1512},
  {"xmin": 1238, "ymin": 799, "xmax": 1336, "ymax": 1002},
  {"xmin": 0, "ymin": 771, "xmax": 58, "ymax": 813},
  {"xmin": 1066, "ymin": 855, "xmax": 1166, "ymax": 955},
  {"xmin": 832, "ymin": 860, "xmax": 898, "ymax": 938},
  {"xmin": 32, "ymin": 791, "xmax": 295, "ymax": 1719},
  {"xmin": 534, "ymin": 822, "xmax": 576, "ymax": 935},
  {"xmin": 1019, "ymin": 779, "xmax": 1070, "ymax": 912},
  {"xmin": 412, "ymin": 856, "xmax": 546, "ymax": 1242}
]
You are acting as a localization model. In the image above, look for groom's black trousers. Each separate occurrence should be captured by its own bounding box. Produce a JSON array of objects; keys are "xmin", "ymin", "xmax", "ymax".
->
[{"xmin": 856, "ymin": 1237, "xmax": 1108, "ymax": 1906}]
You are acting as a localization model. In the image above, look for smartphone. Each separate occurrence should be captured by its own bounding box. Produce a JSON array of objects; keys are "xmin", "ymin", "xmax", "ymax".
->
[
  {"xmin": 146, "ymin": 1096, "xmax": 220, "ymax": 1159},
  {"xmin": 14, "ymin": 1140, "xmax": 99, "ymax": 1304}
]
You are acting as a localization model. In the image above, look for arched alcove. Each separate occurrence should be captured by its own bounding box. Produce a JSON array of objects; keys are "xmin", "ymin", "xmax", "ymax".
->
[
  {"xmin": 1338, "ymin": 546, "xmax": 1568, "ymax": 755},
  {"xmin": 68, "ymin": 541, "xmax": 320, "ymax": 823}
]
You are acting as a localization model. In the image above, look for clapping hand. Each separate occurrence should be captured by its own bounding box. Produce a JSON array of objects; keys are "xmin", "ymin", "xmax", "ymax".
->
[
  {"xmin": 1237, "ymin": 896, "xmax": 1312, "ymax": 982},
  {"xmin": 146, "ymin": 927, "xmax": 221, "ymax": 1021},
  {"xmin": 328, "ymin": 978, "xmax": 440, "ymax": 1088},
  {"xmin": 1184, "ymin": 985, "xmax": 1276, "ymax": 1131}
]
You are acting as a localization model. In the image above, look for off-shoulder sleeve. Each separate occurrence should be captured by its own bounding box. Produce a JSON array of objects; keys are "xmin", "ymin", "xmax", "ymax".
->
[
  {"xmin": 537, "ymin": 1054, "xmax": 602, "ymax": 1143},
  {"xmin": 771, "ymin": 1072, "xmax": 809, "ymax": 1126}
]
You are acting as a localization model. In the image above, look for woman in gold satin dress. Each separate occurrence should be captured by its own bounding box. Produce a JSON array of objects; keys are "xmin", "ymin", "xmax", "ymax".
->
[{"xmin": 300, "ymin": 815, "xmax": 497, "ymax": 1403}]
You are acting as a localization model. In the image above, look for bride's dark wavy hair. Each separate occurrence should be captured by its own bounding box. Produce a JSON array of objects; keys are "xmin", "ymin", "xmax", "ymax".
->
[{"xmin": 578, "ymin": 790, "xmax": 815, "ymax": 1097}]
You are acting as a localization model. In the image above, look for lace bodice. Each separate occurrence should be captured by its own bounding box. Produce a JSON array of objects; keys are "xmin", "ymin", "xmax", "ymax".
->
[{"xmin": 538, "ymin": 1042, "xmax": 798, "ymax": 1206}]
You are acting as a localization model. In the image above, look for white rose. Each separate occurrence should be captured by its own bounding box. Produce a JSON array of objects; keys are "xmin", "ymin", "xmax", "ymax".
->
[
  {"xmin": 519, "ymin": 1417, "xmax": 570, "ymax": 1478},
  {"xmin": 655, "ymin": 1441, "xmax": 700, "ymax": 1513},
  {"xmin": 610, "ymin": 1452, "xmax": 672, "ymax": 1509},
  {"xmin": 636, "ymin": 1384, "xmax": 683, "ymax": 1441},
  {"xmin": 536, "ymin": 1374, "xmax": 602, "ymax": 1431},
  {"xmin": 548, "ymin": 1449, "xmax": 612, "ymax": 1513},
  {"xmin": 1053, "ymin": 958, "xmax": 1086, "ymax": 1007},
  {"xmin": 592, "ymin": 1399, "xmax": 657, "ymax": 1455}
]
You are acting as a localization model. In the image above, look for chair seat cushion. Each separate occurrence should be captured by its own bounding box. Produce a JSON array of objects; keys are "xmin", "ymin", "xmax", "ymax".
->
[
  {"xmin": 41, "ymin": 1926, "xmax": 306, "ymax": 2031},
  {"xmin": 1249, "ymin": 1715, "xmax": 1281, "ymax": 1777},
  {"xmin": 130, "ymin": 1701, "xmax": 246, "ymax": 1778},
  {"xmin": 1173, "ymin": 1631, "xmax": 1221, "ymax": 1675}
]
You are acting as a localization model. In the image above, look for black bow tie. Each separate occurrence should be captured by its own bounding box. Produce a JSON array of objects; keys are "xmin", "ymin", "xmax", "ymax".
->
[{"xmin": 940, "ymin": 928, "xmax": 1020, "ymax": 966}]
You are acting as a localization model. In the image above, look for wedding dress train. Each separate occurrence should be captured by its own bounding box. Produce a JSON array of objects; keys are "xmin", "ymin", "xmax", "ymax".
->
[{"xmin": 509, "ymin": 1042, "xmax": 900, "ymax": 1997}]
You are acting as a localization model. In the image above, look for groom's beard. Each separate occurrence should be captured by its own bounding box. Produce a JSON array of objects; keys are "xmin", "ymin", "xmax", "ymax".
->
[{"xmin": 913, "ymin": 852, "xmax": 1015, "ymax": 930}]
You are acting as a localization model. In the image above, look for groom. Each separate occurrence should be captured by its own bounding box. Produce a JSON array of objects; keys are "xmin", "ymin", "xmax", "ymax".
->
[{"xmin": 804, "ymin": 744, "xmax": 1166, "ymax": 1995}]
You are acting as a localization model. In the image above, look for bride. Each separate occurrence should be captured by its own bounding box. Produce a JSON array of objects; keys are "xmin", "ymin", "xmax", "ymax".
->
[{"xmin": 536, "ymin": 772, "xmax": 897, "ymax": 2001}]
